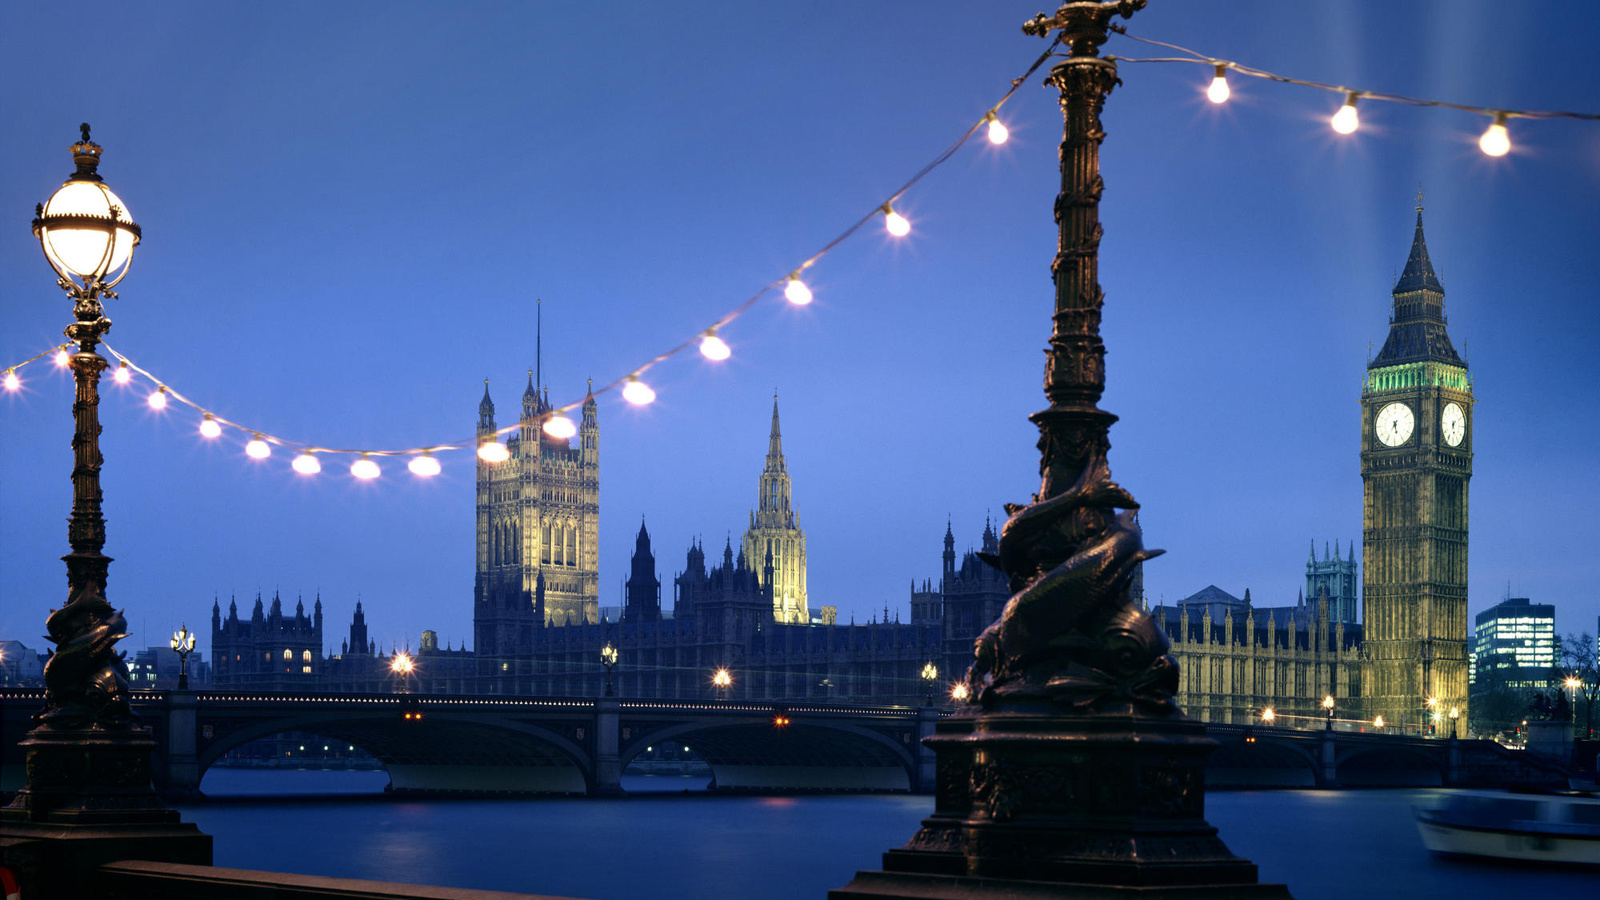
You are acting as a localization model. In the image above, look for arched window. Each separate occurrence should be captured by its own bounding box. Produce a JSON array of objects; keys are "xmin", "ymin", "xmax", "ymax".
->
[
  {"xmin": 283, "ymin": 648, "xmax": 293, "ymax": 661},
  {"xmin": 302, "ymin": 649, "xmax": 312, "ymax": 663}
]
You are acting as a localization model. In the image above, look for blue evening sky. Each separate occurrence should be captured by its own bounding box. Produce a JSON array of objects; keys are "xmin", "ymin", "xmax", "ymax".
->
[{"xmin": 3, "ymin": 1, "xmax": 1597, "ymax": 657}]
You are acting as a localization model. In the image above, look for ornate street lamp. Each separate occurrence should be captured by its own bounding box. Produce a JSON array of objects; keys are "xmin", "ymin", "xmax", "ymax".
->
[
  {"xmin": 1448, "ymin": 706, "xmax": 1460, "ymax": 740},
  {"xmin": 170, "ymin": 624, "xmax": 196, "ymax": 690},
  {"xmin": 1323, "ymin": 694, "xmax": 1336, "ymax": 731},
  {"xmin": 920, "ymin": 661, "xmax": 939, "ymax": 705},
  {"xmin": 712, "ymin": 666, "xmax": 731, "ymax": 701},
  {"xmin": 838, "ymin": 7, "xmax": 1282, "ymax": 895},
  {"xmin": 600, "ymin": 642, "xmax": 618, "ymax": 698},
  {"xmin": 1, "ymin": 125, "xmax": 209, "ymax": 896},
  {"xmin": 391, "ymin": 651, "xmax": 415, "ymax": 694},
  {"xmin": 1260, "ymin": 707, "xmax": 1276, "ymax": 726},
  {"xmin": 29, "ymin": 123, "xmax": 142, "ymax": 731}
]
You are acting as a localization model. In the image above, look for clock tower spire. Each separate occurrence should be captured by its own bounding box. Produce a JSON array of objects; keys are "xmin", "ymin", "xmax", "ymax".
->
[{"xmin": 1360, "ymin": 197, "xmax": 1474, "ymax": 731}]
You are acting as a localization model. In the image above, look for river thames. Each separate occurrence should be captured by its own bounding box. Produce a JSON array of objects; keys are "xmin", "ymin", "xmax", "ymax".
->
[{"xmin": 177, "ymin": 770, "xmax": 1589, "ymax": 900}]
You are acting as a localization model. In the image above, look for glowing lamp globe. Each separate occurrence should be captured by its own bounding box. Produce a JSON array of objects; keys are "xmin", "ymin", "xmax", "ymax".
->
[
  {"xmin": 351, "ymin": 456, "xmax": 381, "ymax": 479},
  {"xmin": 783, "ymin": 276, "xmax": 813, "ymax": 306},
  {"xmin": 543, "ymin": 413, "xmax": 578, "ymax": 440},
  {"xmin": 699, "ymin": 331, "xmax": 731, "ymax": 361},
  {"xmin": 1207, "ymin": 64, "xmax": 1230, "ymax": 104},
  {"xmin": 883, "ymin": 206, "xmax": 911, "ymax": 237},
  {"xmin": 199, "ymin": 416, "xmax": 222, "ymax": 438},
  {"xmin": 477, "ymin": 439, "xmax": 511, "ymax": 463},
  {"xmin": 622, "ymin": 377, "xmax": 656, "ymax": 406},
  {"xmin": 408, "ymin": 454, "xmax": 441, "ymax": 477},
  {"xmin": 33, "ymin": 126, "xmax": 141, "ymax": 291},
  {"xmin": 986, "ymin": 115, "xmax": 1009, "ymax": 145},
  {"xmin": 113, "ymin": 363, "xmax": 131, "ymax": 384},
  {"xmin": 245, "ymin": 436, "xmax": 272, "ymax": 459},
  {"xmin": 1331, "ymin": 95, "xmax": 1360, "ymax": 135},
  {"xmin": 292, "ymin": 452, "xmax": 322, "ymax": 475},
  {"xmin": 3, "ymin": 370, "xmax": 19, "ymax": 391},
  {"xmin": 147, "ymin": 388, "xmax": 167, "ymax": 410},
  {"xmin": 1479, "ymin": 114, "xmax": 1511, "ymax": 157}
]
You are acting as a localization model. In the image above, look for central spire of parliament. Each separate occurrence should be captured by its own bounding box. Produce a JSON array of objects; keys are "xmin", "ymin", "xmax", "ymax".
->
[{"xmin": 744, "ymin": 393, "xmax": 808, "ymax": 624}]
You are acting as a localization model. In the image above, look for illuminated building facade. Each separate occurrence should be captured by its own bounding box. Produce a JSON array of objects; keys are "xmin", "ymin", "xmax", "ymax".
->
[
  {"xmin": 474, "ymin": 371, "xmax": 601, "ymax": 655},
  {"xmin": 1471, "ymin": 597, "xmax": 1556, "ymax": 689},
  {"xmin": 743, "ymin": 396, "xmax": 809, "ymax": 624},
  {"xmin": 1360, "ymin": 202, "xmax": 1474, "ymax": 728}
]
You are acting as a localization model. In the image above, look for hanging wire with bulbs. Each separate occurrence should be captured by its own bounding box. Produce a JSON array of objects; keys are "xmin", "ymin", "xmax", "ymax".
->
[
  {"xmin": 1106, "ymin": 28, "xmax": 1599, "ymax": 155},
  {"xmin": 2, "ymin": 38, "xmax": 1057, "ymax": 482}
]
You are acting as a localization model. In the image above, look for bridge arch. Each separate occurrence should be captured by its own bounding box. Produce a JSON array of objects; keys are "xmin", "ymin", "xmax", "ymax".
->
[
  {"xmin": 1335, "ymin": 744, "xmax": 1443, "ymax": 787},
  {"xmin": 196, "ymin": 710, "xmax": 592, "ymax": 794},
  {"xmin": 1204, "ymin": 736, "xmax": 1319, "ymax": 788},
  {"xmin": 623, "ymin": 717, "xmax": 915, "ymax": 791}
]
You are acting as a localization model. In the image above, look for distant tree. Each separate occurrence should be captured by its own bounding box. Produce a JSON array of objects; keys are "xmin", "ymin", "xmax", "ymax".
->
[
  {"xmin": 1469, "ymin": 664, "xmax": 1532, "ymax": 739},
  {"xmin": 1554, "ymin": 632, "xmax": 1598, "ymax": 739}
]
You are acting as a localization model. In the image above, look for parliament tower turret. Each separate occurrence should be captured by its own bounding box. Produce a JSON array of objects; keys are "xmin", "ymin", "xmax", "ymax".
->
[
  {"xmin": 474, "ymin": 352, "xmax": 601, "ymax": 661},
  {"xmin": 1360, "ymin": 197, "xmax": 1473, "ymax": 729},
  {"xmin": 743, "ymin": 395, "xmax": 808, "ymax": 623}
]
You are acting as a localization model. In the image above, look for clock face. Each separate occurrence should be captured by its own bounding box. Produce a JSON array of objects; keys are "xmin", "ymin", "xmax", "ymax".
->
[
  {"xmin": 1375, "ymin": 402, "xmax": 1414, "ymax": 447},
  {"xmin": 1441, "ymin": 402, "xmax": 1466, "ymax": 447}
]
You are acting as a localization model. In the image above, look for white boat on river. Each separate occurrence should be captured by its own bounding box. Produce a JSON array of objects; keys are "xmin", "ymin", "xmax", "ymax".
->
[{"xmin": 1414, "ymin": 791, "xmax": 1600, "ymax": 866}]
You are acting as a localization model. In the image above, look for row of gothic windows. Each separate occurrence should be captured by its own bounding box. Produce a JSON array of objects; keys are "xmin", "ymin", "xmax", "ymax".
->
[{"xmin": 489, "ymin": 520, "xmax": 584, "ymax": 568}]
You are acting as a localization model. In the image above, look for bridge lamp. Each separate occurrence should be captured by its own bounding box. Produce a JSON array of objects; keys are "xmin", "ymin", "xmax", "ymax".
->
[
  {"xmin": 1259, "ymin": 707, "xmax": 1275, "ymax": 725},
  {"xmin": 600, "ymin": 643, "xmax": 618, "ymax": 698},
  {"xmin": 1322, "ymin": 695, "xmax": 1335, "ymax": 731},
  {"xmin": 951, "ymin": 682, "xmax": 970, "ymax": 704},
  {"xmin": 712, "ymin": 667, "xmax": 732, "ymax": 700},
  {"xmin": 920, "ymin": 662, "xmax": 938, "ymax": 705},
  {"xmin": 170, "ymin": 623, "xmax": 196, "ymax": 690},
  {"xmin": 1448, "ymin": 706, "xmax": 1460, "ymax": 739},
  {"xmin": 1373, "ymin": 715, "xmax": 1385, "ymax": 731}
]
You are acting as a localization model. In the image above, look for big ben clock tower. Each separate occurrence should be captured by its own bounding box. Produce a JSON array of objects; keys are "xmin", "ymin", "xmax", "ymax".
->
[{"xmin": 1361, "ymin": 195, "xmax": 1473, "ymax": 732}]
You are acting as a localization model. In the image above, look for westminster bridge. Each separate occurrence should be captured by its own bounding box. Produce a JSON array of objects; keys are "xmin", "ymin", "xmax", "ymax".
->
[{"xmin": 0, "ymin": 688, "xmax": 1569, "ymax": 797}]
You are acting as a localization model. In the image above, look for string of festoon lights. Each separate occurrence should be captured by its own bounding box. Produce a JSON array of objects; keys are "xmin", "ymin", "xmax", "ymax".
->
[
  {"xmin": 1106, "ymin": 28, "xmax": 1600, "ymax": 154},
  {"xmin": 8, "ymin": 30, "xmax": 1597, "ymax": 480},
  {"xmin": 0, "ymin": 38, "xmax": 1059, "ymax": 481}
]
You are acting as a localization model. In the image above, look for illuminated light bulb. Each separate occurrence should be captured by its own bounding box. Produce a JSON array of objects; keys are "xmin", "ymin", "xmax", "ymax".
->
[
  {"xmin": 408, "ymin": 454, "xmax": 441, "ymax": 477},
  {"xmin": 477, "ymin": 439, "xmax": 511, "ymax": 463},
  {"xmin": 292, "ymin": 452, "xmax": 321, "ymax": 475},
  {"xmin": 883, "ymin": 203, "xmax": 911, "ymax": 237},
  {"xmin": 245, "ymin": 435, "xmax": 272, "ymax": 459},
  {"xmin": 543, "ymin": 413, "xmax": 577, "ymax": 439},
  {"xmin": 3, "ymin": 370, "xmax": 19, "ymax": 391},
  {"xmin": 147, "ymin": 387, "xmax": 168, "ymax": 410},
  {"xmin": 55, "ymin": 348, "xmax": 71, "ymax": 368},
  {"xmin": 622, "ymin": 375, "xmax": 656, "ymax": 406},
  {"xmin": 699, "ymin": 329, "xmax": 731, "ymax": 361},
  {"xmin": 1479, "ymin": 112, "xmax": 1511, "ymax": 157},
  {"xmin": 984, "ymin": 112, "xmax": 1009, "ymax": 144},
  {"xmin": 1331, "ymin": 92, "xmax": 1360, "ymax": 135},
  {"xmin": 113, "ymin": 362, "xmax": 131, "ymax": 384},
  {"xmin": 784, "ymin": 274, "xmax": 813, "ymax": 306},
  {"xmin": 199, "ymin": 415, "xmax": 222, "ymax": 438},
  {"xmin": 350, "ymin": 455, "xmax": 381, "ymax": 480},
  {"xmin": 1207, "ymin": 63, "xmax": 1230, "ymax": 104}
]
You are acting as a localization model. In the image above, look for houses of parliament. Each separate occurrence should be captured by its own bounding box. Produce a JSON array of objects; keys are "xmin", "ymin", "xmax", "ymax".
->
[{"xmin": 212, "ymin": 204, "xmax": 1472, "ymax": 728}]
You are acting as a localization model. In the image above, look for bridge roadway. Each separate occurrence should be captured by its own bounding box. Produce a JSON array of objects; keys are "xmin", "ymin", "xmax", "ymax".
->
[{"xmin": 0, "ymin": 689, "xmax": 1566, "ymax": 797}]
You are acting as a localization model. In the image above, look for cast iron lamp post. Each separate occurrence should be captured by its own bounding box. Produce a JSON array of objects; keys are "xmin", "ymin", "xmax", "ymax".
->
[
  {"xmin": 1448, "ymin": 706, "xmax": 1460, "ymax": 740},
  {"xmin": 1323, "ymin": 694, "xmax": 1336, "ymax": 731},
  {"xmin": 170, "ymin": 624, "xmax": 196, "ymax": 690},
  {"xmin": 1, "ymin": 124, "xmax": 210, "ymax": 897},
  {"xmin": 712, "ymin": 666, "xmax": 732, "ymax": 701},
  {"xmin": 834, "ymin": 6, "xmax": 1286, "ymax": 896},
  {"xmin": 391, "ymin": 651, "xmax": 415, "ymax": 694},
  {"xmin": 920, "ymin": 661, "xmax": 938, "ymax": 705},
  {"xmin": 601, "ymin": 643, "xmax": 618, "ymax": 697}
]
